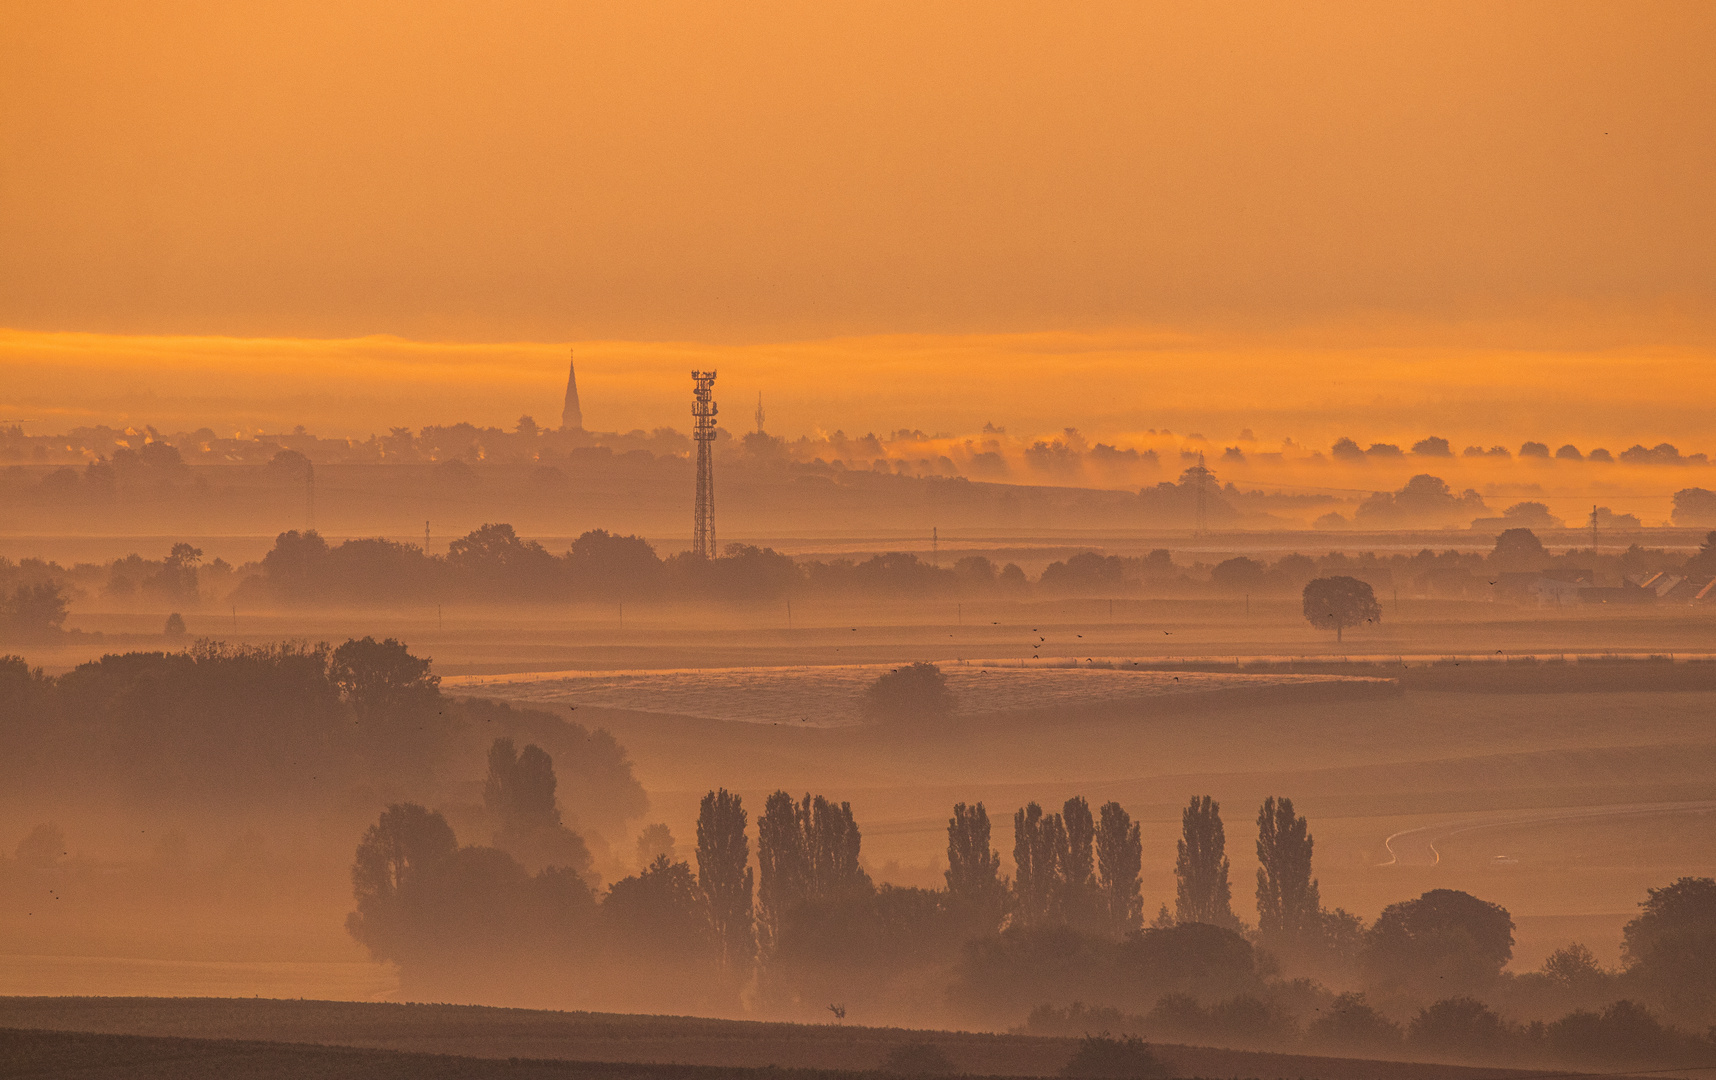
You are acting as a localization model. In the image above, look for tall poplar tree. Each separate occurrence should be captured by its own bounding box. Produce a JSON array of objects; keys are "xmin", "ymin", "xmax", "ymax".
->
[
  {"xmin": 757, "ymin": 790, "xmax": 807, "ymax": 954},
  {"xmin": 697, "ymin": 788, "xmax": 756, "ymax": 973},
  {"xmin": 1061, "ymin": 796, "xmax": 1098, "ymax": 930},
  {"xmin": 1175, "ymin": 795, "xmax": 1236, "ymax": 927},
  {"xmin": 756, "ymin": 790, "xmax": 871, "ymax": 953},
  {"xmin": 1012, "ymin": 802, "xmax": 1063, "ymax": 927},
  {"xmin": 1255, "ymin": 796, "xmax": 1319, "ymax": 942},
  {"xmin": 946, "ymin": 802, "xmax": 1005, "ymax": 930},
  {"xmin": 1095, "ymin": 801, "xmax": 1144, "ymax": 937}
]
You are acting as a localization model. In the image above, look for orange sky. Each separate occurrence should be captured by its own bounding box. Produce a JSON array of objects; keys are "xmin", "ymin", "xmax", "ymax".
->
[
  {"xmin": 3, "ymin": 2, "xmax": 1714, "ymax": 490},
  {"xmin": 3, "ymin": 2, "xmax": 1713, "ymax": 343}
]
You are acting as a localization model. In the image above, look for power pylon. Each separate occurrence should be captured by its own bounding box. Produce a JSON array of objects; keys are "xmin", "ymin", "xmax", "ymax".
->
[{"xmin": 692, "ymin": 371, "xmax": 718, "ymax": 558}]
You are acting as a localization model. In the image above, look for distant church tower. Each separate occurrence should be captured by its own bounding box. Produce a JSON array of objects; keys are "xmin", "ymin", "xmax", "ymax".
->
[{"xmin": 561, "ymin": 348, "xmax": 583, "ymax": 430}]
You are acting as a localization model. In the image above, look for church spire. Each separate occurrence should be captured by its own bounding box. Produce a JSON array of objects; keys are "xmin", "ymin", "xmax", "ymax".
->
[{"xmin": 561, "ymin": 347, "xmax": 583, "ymax": 430}]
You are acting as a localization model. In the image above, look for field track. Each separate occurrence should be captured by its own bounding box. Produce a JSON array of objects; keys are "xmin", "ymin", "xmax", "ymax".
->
[{"xmin": 1380, "ymin": 800, "xmax": 1716, "ymax": 867}]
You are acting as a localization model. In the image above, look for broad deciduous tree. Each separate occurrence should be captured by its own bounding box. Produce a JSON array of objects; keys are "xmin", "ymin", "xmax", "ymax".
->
[{"xmin": 1301, "ymin": 576, "xmax": 1381, "ymax": 642}]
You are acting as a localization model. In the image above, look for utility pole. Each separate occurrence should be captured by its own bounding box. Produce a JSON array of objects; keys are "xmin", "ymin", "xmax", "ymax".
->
[
  {"xmin": 932, "ymin": 526, "xmax": 938, "ymax": 565},
  {"xmin": 425, "ymin": 520, "xmax": 431, "ymax": 555},
  {"xmin": 1591, "ymin": 504, "xmax": 1599, "ymax": 556}
]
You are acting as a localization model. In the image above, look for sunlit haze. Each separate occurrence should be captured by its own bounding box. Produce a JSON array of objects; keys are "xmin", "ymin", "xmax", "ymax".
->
[{"xmin": 4, "ymin": 4, "xmax": 1716, "ymax": 1077}]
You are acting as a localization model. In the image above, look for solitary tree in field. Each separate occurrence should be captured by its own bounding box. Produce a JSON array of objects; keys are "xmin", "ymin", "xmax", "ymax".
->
[
  {"xmin": 1301, "ymin": 576, "xmax": 1381, "ymax": 642},
  {"xmin": 1256, "ymin": 796, "xmax": 1320, "ymax": 943},
  {"xmin": 945, "ymin": 802, "xmax": 1005, "ymax": 929},
  {"xmin": 1175, "ymin": 796, "xmax": 1236, "ymax": 928},
  {"xmin": 861, "ymin": 661, "xmax": 955, "ymax": 723},
  {"xmin": 1095, "ymin": 802, "xmax": 1144, "ymax": 937},
  {"xmin": 696, "ymin": 788, "xmax": 755, "ymax": 974}
]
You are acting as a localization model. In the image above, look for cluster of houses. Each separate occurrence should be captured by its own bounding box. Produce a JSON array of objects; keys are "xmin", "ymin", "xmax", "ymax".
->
[{"xmin": 1497, "ymin": 569, "xmax": 1716, "ymax": 607}]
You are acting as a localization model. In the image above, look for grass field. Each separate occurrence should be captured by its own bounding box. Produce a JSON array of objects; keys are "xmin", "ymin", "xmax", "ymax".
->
[
  {"xmin": 445, "ymin": 664, "xmax": 1389, "ymax": 726},
  {"xmin": 0, "ymin": 998, "xmax": 1564, "ymax": 1080}
]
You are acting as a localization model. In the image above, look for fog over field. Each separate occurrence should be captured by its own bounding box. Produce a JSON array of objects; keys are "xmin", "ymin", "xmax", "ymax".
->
[{"xmin": 6, "ymin": 3, "xmax": 1716, "ymax": 1075}]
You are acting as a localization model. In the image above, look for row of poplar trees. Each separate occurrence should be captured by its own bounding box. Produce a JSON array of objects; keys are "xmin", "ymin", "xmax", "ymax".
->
[{"xmin": 688, "ymin": 786, "xmax": 1321, "ymax": 982}]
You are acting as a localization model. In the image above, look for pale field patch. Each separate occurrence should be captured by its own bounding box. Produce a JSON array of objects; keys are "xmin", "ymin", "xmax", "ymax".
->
[{"xmin": 447, "ymin": 662, "xmax": 1383, "ymax": 726}]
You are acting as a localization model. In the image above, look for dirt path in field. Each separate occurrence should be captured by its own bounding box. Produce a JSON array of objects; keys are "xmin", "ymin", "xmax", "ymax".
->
[{"xmin": 1380, "ymin": 800, "xmax": 1716, "ymax": 867}]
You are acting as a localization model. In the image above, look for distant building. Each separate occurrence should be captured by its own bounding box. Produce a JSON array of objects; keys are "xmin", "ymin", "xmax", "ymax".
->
[
  {"xmin": 562, "ymin": 348, "xmax": 583, "ymax": 430},
  {"xmin": 1494, "ymin": 569, "xmax": 1592, "ymax": 607}
]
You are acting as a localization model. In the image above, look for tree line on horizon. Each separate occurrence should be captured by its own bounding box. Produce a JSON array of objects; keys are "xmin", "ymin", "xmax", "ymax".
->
[
  {"xmin": 6, "ymin": 523, "xmax": 1711, "ymax": 643},
  {"xmin": 348, "ymin": 760, "xmax": 1716, "ymax": 1070}
]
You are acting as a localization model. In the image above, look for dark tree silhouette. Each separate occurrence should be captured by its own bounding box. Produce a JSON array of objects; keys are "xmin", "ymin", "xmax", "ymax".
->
[
  {"xmin": 1175, "ymin": 796, "xmax": 1235, "ymax": 928},
  {"xmin": 862, "ymin": 662, "xmax": 955, "ymax": 723},
  {"xmin": 1367, "ymin": 889, "xmax": 1514, "ymax": 995},
  {"xmin": 1060, "ymin": 796, "xmax": 1098, "ymax": 931},
  {"xmin": 259, "ymin": 529, "xmax": 330, "ymax": 600},
  {"xmin": 1301, "ymin": 576, "xmax": 1381, "ymax": 642},
  {"xmin": 1013, "ymin": 801, "xmax": 1065, "ymax": 928},
  {"xmin": 1095, "ymin": 801, "xmax": 1143, "ymax": 938},
  {"xmin": 603, "ymin": 855, "xmax": 709, "ymax": 960},
  {"xmin": 1621, "ymin": 876, "xmax": 1716, "ymax": 1022},
  {"xmin": 697, "ymin": 788, "xmax": 756, "ymax": 973},
  {"xmin": 568, "ymin": 529, "xmax": 662, "ymax": 598},
  {"xmin": 945, "ymin": 801, "xmax": 1005, "ymax": 929},
  {"xmin": 484, "ymin": 737, "xmax": 593, "ymax": 876},
  {"xmin": 757, "ymin": 791, "xmax": 871, "ymax": 953},
  {"xmin": 1490, "ymin": 526, "xmax": 1548, "ymax": 571},
  {"xmin": 757, "ymin": 790, "xmax": 809, "ymax": 954},
  {"xmin": 0, "ymin": 581, "xmax": 70, "ymax": 638},
  {"xmin": 636, "ymin": 823, "xmax": 675, "ymax": 868},
  {"xmin": 1305, "ymin": 992, "xmax": 1403, "ymax": 1051},
  {"xmin": 1058, "ymin": 1033, "xmax": 1164, "ymax": 1078},
  {"xmin": 163, "ymin": 612, "xmax": 187, "ymax": 637},
  {"xmin": 329, "ymin": 636, "xmax": 440, "ymax": 715},
  {"xmin": 347, "ymin": 803, "xmax": 458, "ymax": 959},
  {"xmin": 1255, "ymin": 796, "xmax": 1319, "ymax": 943},
  {"xmin": 485, "ymin": 738, "xmax": 559, "ymax": 831},
  {"xmin": 1407, "ymin": 997, "xmax": 1511, "ymax": 1055}
]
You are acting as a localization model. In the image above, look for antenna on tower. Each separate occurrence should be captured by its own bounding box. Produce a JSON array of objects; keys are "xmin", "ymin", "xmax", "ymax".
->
[
  {"xmin": 755, "ymin": 392, "xmax": 765, "ymax": 434},
  {"xmin": 692, "ymin": 371, "xmax": 719, "ymax": 558}
]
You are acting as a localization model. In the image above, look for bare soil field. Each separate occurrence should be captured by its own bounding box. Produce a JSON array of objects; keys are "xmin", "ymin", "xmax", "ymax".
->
[{"xmin": 0, "ymin": 998, "xmax": 1567, "ymax": 1080}]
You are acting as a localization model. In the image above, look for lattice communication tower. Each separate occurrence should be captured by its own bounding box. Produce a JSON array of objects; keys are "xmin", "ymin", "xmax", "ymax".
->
[{"xmin": 692, "ymin": 370, "xmax": 719, "ymax": 557}]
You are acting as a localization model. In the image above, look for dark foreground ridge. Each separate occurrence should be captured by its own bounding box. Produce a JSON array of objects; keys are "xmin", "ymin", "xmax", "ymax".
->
[
  {"xmin": 0, "ymin": 997, "xmax": 1568, "ymax": 1080},
  {"xmin": 0, "ymin": 1027, "xmax": 884, "ymax": 1080}
]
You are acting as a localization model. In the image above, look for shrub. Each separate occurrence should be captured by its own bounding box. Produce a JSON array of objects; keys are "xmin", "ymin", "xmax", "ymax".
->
[
  {"xmin": 1060, "ymin": 1034, "xmax": 1165, "ymax": 1078},
  {"xmin": 880, "ymin": 1041, "xmax": 958, "ymax": 1075},
  {"xmin": 862, "ymin": 662, "xmax": 955, "ymax": 723}
]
